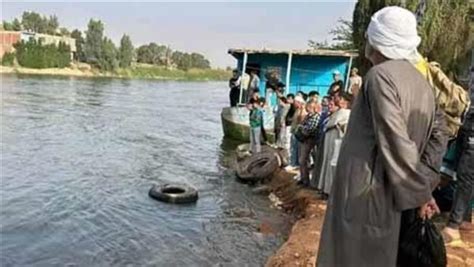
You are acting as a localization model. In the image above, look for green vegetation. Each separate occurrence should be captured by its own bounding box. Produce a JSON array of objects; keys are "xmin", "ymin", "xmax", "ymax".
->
[
  {"xmin": 351, "ymin": 0, "xmax": 473, "ymax": 75},
  {"xmin": 99, "ymin": 38, "xmax": 118, "ymax": 71},
  {"xmin": 136, "ymin": 43, "xmax": 171, "ymax": 66},
  {"xmin": 308, "ymin": 19, "xmax": 355, "ymax": 50},
  {"xmin": 2, "ymin": 18, "xmax": 22, "ymax": 31},
  {"xmin": 2, "ymin": 11, "xmax": 218, "ymax": 78},
  {"xmin": 308, "ymin": 1, "xmax": 473, "ymax": 77},
  {"xmin": 83, "ymin": 19, "xmax": 104, "ymax": 66},
  {"xmin": 171, "ymin": 51, "xmax": 210, "ymax": 70},
  {"xmin": 118, "ymin": 35, "xmax": 134, "ymax": 68},
  {"xmin": 135, "ymin": 43, "xmax": 210, "ymax": 70},
  {"xmin": 14, "ymin": 39, "xmax": 71, "ymax": 69},
  {"xmin": 70, "ymin": 29, "xmax": 85, "ymax": 62},
  {"xmin": 59, "ymin": 27, "xmax": 70, "ymax": 36},
  {"xmin": 2, "ymin": 12, "xmax": 60, "ymax": 35},
  {"xmin": 1, "ymin": 52, "xmax": 15, "ymax": 66},
  {"xmin": 116, "ymin": 65, "xmax": 229, "ymax": 81},
  {"xmin": 417, "ymin": 0, "xmax": 472, "ymax": 76}
]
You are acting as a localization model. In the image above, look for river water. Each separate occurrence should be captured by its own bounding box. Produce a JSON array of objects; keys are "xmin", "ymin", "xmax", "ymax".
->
[{"xmin": 0, "ymin": 75, "xmax": 290, "ymax": 267}]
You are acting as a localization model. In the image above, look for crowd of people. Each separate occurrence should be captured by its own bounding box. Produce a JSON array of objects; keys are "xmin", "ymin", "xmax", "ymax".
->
[
  {"xmin": 229, "ymin": 65, "xmax": 362, "ymax": 195},
  {"xmin": 229, "ymin": 6, "xmax": 473, "ymax": 267},
  {"xmin": 228, "ymin": 68, "xmax": 260, "ymax": 107},
  {"xmin": 277, "ymin": 83, "xmax": 356, "ymax": 192}
]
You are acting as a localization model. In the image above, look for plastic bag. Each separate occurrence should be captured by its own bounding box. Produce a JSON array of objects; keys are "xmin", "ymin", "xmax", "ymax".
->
[{"xmin": 398, "ymin": 214, "xmax": 447, "ymax": 267}]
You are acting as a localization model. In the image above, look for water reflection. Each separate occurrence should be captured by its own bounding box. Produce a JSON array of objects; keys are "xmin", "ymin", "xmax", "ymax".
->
[
  {"xmin": 73, "ymin": 79, "xmax": 115, "ymax": 107},
  {"xmin": 218, "ymin": 137, "xmax": 243, "ymax": 168}
]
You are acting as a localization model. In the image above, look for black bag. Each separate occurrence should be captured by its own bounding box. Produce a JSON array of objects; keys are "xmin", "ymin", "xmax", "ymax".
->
[
  {"xmin": 397, "ymin": 210, "xmax": 447, "ymax": 267},
  {"xmin": 294, "ymin": 127, "xmax": 309, "ymax": 142}
]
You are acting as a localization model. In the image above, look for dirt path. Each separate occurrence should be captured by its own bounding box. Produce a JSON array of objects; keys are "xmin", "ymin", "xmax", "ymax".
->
[
  {"xmin": 264, "ymin": 171, "xmax": 474, "ymax": 267},
  {"xmin": 264, "ymin": 171, "xmax": 323, "ymax": 267}
]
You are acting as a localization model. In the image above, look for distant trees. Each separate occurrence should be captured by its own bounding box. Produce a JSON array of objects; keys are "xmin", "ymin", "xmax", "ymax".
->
[
  {"xmin": 100, "ymin": 38, "xmax": 118, "ymax": 71},
  {"xmin": 21, "ymin": 11, "xmax": 46, "ymax": 33},
  {"xmin": 118, "ymin": 34, "xmax": 134, "ymax": 68},
  {"xmin": 171, "ymin": 51, "xmax": 190, "ymax": 70},
  {"xmin": 136, "ymin": 43, "xmax": 170, "ymax": 65},
  {"xmin": 1, "ymin": 52, "xmax": 15, "ymax": 66},
  {"xmin": 308, "ymin": 19, "xmax": 355, "ymax": 50},
  {"xmin": 3, "ymin": 11, "xmax": 61, "ymax": 34},
  {"xmin": 84, "ymin": 19, "xmax": 121, "ymax": 71},
  {"xmin": 328, "ymin": 19, "xmax": 354, "ymax": 50},
  {"xmin": 71, "ymin": 29, "xmax": 85, "ymax": 62},
  {"xmin": 84, "ymin": 19, "xmax": 104, "ymax": 66},
  {"xmin": 21, "ymin": 12, "xmax": 59, "ymax": 34},
  {"xmin": 2, "ymin": 11, "xmax": 215, "ymax": 72},
  {"xmin": 135, "ymin": 43, "xmax": 208, "ymax": 70},
  {"xmin": 172, "ymin": 51, "xmax": 210, "ymax": 70},
  {"xmin": 14, "ymin": 39, "xmax": 71, "ymax": 68},
  {"xmin": 2, "ymin": 18, "xmax": 22, "ymax": 31},
  {"xmin": 2, "ymin": 21, "xmax": 12, "ymax": 30},
  {"xmin": 59, "ymin": 27, "xmax": 70, "ymax": 37},
  {"xmin": 46, "ymin": 15, "xmax": 59, "ymax": 35},
  {"xmin": 11, "ymin": 18, "xmax": 22, "ymax": 31},
  {"xmin": 189, "ymin": 53, "xmax": 211, "ymax": 69}
]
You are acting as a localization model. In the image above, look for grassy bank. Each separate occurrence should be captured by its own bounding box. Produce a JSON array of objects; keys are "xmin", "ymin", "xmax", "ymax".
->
[{"xmin": 0, "ymin": 64, "xmax": 230, "ymax": 81}]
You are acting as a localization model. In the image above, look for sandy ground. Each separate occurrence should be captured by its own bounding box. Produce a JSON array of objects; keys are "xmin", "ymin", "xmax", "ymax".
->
[
  {"xmin": 262, "ymin": 170, "xmax": 474, "ymax": 267},
  {"xmin": 0, "ymin": 65, "xmax": 98, "ymax": 78},
  {"xmin": 0, "ymin": 65, "xmax": 229, "ymax": 80}
]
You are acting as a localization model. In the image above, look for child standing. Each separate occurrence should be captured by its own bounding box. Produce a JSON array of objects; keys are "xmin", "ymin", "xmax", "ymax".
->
[{"xmin": 248, "ymin": 99, "xmax": 263, "ymax": 154}]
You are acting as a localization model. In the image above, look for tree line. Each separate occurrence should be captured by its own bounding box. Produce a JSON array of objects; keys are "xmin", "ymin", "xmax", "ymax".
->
[
  {"xmin": 309, "ymin": 0, "xmax": 473, "ymax": 76},
  {"xmin": 2, "ymin": 39, "xmax": 72, "ymax": 69},
  {"xmin": 1, "ymin": 11, "xmax": 212, "ymax": 71},
  {"xmin": 14, "ymin": 39, "xmax": 71, "ymax": 68},
  {"xmin": 2, "ymin": 11, "xmax": 70, "ymax": 36}
]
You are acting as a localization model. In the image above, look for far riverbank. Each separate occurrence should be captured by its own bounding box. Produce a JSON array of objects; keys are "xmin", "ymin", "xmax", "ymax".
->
[{"xmin": 0, "ymin": 65, "xmax": 230, "ymax": 81}]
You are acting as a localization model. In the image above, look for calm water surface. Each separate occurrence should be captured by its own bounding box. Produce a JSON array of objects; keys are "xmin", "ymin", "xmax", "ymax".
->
[{"xmin": 0, "ymin": 75, "xmax": 289, "ymax": 267}]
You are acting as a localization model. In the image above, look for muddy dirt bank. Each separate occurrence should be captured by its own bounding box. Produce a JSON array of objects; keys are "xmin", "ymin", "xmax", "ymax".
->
[{"xmin": 263, "ymin": 171, "xmax": 474, "ymax": 267}]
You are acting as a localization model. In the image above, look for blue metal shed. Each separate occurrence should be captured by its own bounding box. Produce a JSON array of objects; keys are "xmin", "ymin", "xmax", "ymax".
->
[{"xmin": 228, "ymin": 48, "xmax": 357, "ymax": 105}]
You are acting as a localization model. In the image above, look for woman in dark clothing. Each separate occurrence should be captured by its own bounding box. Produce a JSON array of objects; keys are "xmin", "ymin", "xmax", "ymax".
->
[
  {"xmin": 285, "ymin": 94, "xmax": 296, "ymax": 126},
  {"xmin": 229, "ymin": 69, "xmax": 241, "ymax": 107},
  {"xmin": 283, "ymin": 94, "xmax": 296, "ymax": 152}
]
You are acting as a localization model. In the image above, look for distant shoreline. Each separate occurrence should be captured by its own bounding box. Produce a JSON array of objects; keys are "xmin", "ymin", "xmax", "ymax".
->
[{"xmin": 0, "ymin": 65, "xmax": 230, "ymax": 81}]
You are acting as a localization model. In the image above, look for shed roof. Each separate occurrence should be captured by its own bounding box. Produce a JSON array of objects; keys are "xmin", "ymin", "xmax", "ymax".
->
[{"xmin": 228, "ymin": 48, "xmax": 357, "ymax": 58}]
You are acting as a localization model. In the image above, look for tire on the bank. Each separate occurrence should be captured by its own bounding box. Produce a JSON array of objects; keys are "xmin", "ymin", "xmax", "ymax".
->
[
  {"xmin": 149, "ymin": 184, "xmax": 198, "ymax": 204},
  {"xmin": 275, "ymin": 148, "xmax": 288, "ymax": 167},
  {"xmin": 236, "ymin": 152, "xmax": 280, "ymax": 183}
]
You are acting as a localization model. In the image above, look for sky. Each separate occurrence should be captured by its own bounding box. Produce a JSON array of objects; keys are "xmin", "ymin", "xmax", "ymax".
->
[{"xmin": 2, "ymin": 1, "xmax": 357, "ymax": 68}]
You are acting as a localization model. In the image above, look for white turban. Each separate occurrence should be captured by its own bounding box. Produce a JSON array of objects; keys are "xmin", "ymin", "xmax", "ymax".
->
[{"xmin": 367, "ymin": 6, "xmax": 421, "ymax": 62}]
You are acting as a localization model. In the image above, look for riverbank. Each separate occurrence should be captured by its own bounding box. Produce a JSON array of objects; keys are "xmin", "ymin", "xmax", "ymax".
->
[
  {"xmin": 0, "ymin": 65, "xmax": 230, "ymax": 81},
  {"xmin": 264, "ymin": 170, "xmax": 323, "ymax": 267},
  {"xmin": 262, "ymin": 170, "xmax": 474, "ymax": 267}
]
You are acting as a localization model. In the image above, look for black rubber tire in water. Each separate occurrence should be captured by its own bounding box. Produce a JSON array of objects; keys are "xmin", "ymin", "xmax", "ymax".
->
[
  {"xmin": 236, "ymin": 152, "xmax": 280, "ymax": 183},
  {"xmin": 149, "ymin": 184, "xmax": 198, "ymax": 204}
]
